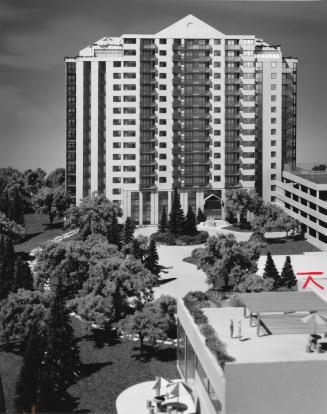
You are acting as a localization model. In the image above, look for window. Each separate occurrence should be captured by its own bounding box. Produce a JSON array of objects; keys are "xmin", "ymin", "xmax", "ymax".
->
[
  {"xmin": 113, "ymin": 177, "xmax": 121, "ymax": 183},
  {"xmin": 113, "ymin": 96, "xmax": 121, "ymax": 102},
  {"xmin": 214, "ymin": 176, "xmax": 221, "ymax": 182},
  {"xmin": 124, "ymin": 84, "xmax": 136, "ymax": 90},
  {"xmin": 271, "ymin": 84, "xmax": 277, "ymax": 90},
  {"xmin": 113, "ymin": 154, "xmax": 121, "ymax": 160},
  {"xmin": 159, "ymin": 39, "xmax": 166, "ymax": 44},
  {"xmin": 214, "ymin": 85, "xmax": 221, "ymax": 91},
  {"xmin": 159, "ymin": 73, "xmax": 166, "ymax": 79},
  {"xmin": 214, "ymin": 62, "xmax": 221, "ymax": 68},
  {"xmin": 159, "ymin": 165, "xmax": 166, "ymax": 171},
  {"xmin": 271, "ymin": 196, "xmax": 276, "ymax": 202},
  {"xmin": 113, "ymin": 73, "xmax": 121, "ymax": 79},
  {"xmin": 124, "ymin": 96, "xmax": 136, "ymax": 102},
  {"xmin": 159, "ymin": 177, "xmax": 166, "ymax": 183},
  {"xmin": 214, "ymin": 107, "xmax": 221, "ymax": 112},
  {"xmin": 113, "ymin": 61, "xmax": 121, "ymax": 67},
  {"xmin": 271, "ymin": 73, "xmax": 277, "ymax": 79},
  {"xmin": 113, "ymin": 131, "xmax": 121, "ymax": 137},
  {"xmin": 124, "ymin": 108, "xmax": 136, "ymax": 114},
  {"xmin": 159, "ymin": 85, "xmax": 167, "ymax": 90},
  {"xmin": 124, "ymin": 38, "xmax": 136, "ymax": 44},
  {"xmin": 159, "ymin": 50, "xmax": 166, "ymax": 56},
  {"xmin": 271, "ymin": 163, "xmax": 276, "ymax": 169},
  {"xmin": 124, "ymin": 49, "xmax": 136, "ymax": 56},
  {"xmin": 123, "ymin": 166, "xmax": 136, "ymax": 172},
  {"xmin": 214, "ymin": 141, "xmax": 221, "ymax": 147},
  {"xmin": 159, "ymin": 142, "xmax": 167, "ymax": 148},
  {"xmin": 159, "ymin": 96, "xmax": 167, "ymax": 102},
  {"xmin": 271, "ymin": 95, "xmax": 276, "ymax": 102},
  {"xmin": 124, "ymin": 142, "xmax": 136, "ymax": 148},
  {"xmin": 124, "ymin": 177, "xmax": 136, "ymax": 184},
  {"xmin": 271, "ymin": 140, "xmax": 276, "ymax": 146},
  {"xmin": 113, "ymin": 188, "xmax": 121, "ymax": 195},
  {"xmin": 113, "ymin": 108, "xmax": 121, "ymax": 114},
  {"xmin": 214, "ymin": 119, "xmax": 221, "ymax": 124},
  {"xmin": 214, "ymin": 50, "xmax": 221, "ymax": 56},
  {"xmin": 113, "ymin": 166, "xmax": 121, "ymax": 172},
  {"xmin": 124, "ymin": 61, "xmax": 136, "ymax": 67},
  {"xmin": 159, "ymin": 108, "xmax": 166, "ymax": 113},
  {"xmin": 214, "ymin": 153, "xmax": 221, "ymax": 159},
  {"xmin": 271, "ymin": 174, "xmax": 276, "ymax": 180},
  {"xmin": 124, "ymin": 73, "xmax": 136, "ymax": 79},
  {"xmin": 271, "ymin": 62, "xmax": 277, "ymax": 68},
  {"xmin": 214, "ymin": 39, "xmax": 221, "ymax": 45},
  {"xmin": 113, "ymin": 142, "xmax": 121, "ymax": 148},
  {"xmin": 214, "ymin": 73, "xmax": 221, "ymax": 79},
  {"xmin": 214, "ymin": 96, "xmax": 221, "ymax": 102},
  {"xmin": 159, "ymin": 154, "xmax": 167, "ymax": 159},
  {"xmin": 113, "ymin": 119, "xmax": 121, "ymax": 125},
  {"xmin": 214, "ymin": 164, "xmax": 221, "ymax": 170},
  {"xmin": 124, "ymin": 131, "xmax": 136, "ymax": 137},
  {"xmin": 124, "ymin": 119, "xmax": 136, "ymax": 125},
  {"xmin": 214, "ymin": 130, "xmax": 221, "ymax": 136},
  {"xmin": 159, "ymin": 131, "xmax": 166, "ymax": 136},
  {"xmin": 271, "ymin": 151, "xmax": 276, "ymax": 157},
  {"xmin": 124, "ymin": 154, "xmax": 136, "ymax": 160},
  {"xmin": 159, "ymin": 62, "xmax": 166, "ymax": 67},
  {"xmin": 271, "ymin": 118, "xmax": 276, "ymax": 124},
  {"xmin": 113, "ymin": 84, "xmax": 121, "ymax": 91},
  {"xmin": 271, "ymin": 129, "xmax": 276, "ymax": 135},
  {"xmin": 271, "ymin": 106, "xmax": 276, "ymax": 113}
]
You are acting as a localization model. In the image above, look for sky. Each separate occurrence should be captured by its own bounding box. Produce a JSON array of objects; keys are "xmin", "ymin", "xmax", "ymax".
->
[{"xmin": 0, "ymin": 0, "xmax": 326, "ymax": 173}]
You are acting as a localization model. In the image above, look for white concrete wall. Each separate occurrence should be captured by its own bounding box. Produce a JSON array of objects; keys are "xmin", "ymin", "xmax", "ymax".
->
[{"xmin": 75, "ymin": 61, "xmax": 84, "ymax": 204}]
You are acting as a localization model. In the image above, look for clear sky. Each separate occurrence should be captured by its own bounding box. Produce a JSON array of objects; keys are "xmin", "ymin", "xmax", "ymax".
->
[{"xmin": 0, "ymin": 0, "xmax": 326, "ymax": 173}]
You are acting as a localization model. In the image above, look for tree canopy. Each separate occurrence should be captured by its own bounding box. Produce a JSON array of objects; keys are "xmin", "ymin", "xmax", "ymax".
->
[{"xmin": 33, "ymin": 186, "xmax": 72, "ymax": 226}]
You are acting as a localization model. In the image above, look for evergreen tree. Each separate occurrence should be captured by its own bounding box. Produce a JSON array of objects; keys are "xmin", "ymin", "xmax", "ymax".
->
[
  {"xmin": 13, "ymin": 255, "xmax": 33, "ymax": 292},
  {"xmin": 263, "ymin": 252, "xmax": 281, "ymax": 289},
  {"xmin": 0, "ymin": 234, "xmax": 15, "ymax": 300},
  {"xmin": 196, "ymin": 208, "xmax": 206, "ymax": 224},
  {"xmin": 15, "ymin": 323, "xmax": 44, "ymax": 414},
  {"xmin": 159, "ymin": 206, "xmax": 167, "ymax": 233},
  {"xmin": 145, "ymin": 240, "xmax": 160, "ymax": 276},
  {"xmin": 184, "ymin": 206, "xmax": 198, "ymax": 236},
  {"xmin": 38, "ymin": 276, "xmax": 80, "ymax": 412},
  {"xmin": 130, "ymin": 238, "xmax": 142, "ymax": 261},
  {"xmin": 108, "ymin": 210, "xmax": 121, "ymax": 247},
  {"xmin": 280, "ymin": 256, "xmax": 297, "ymax": 289},
  {"xmin": 168, "ymin": 188, "xmax": 185, "ymax": 237},
  {"xmin": 121, "ymin": 217, "xmax": 135, "ymax": 245}
]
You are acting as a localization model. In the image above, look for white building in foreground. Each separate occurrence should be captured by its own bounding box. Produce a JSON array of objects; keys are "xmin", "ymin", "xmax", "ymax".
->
[{"xmin": 66, "ymin": 15, "xmax": 297, "ymax": 224}]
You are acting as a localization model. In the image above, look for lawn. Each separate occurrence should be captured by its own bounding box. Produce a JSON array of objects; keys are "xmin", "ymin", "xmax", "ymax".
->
[
  {"xmin": 0, "ymin": 318, "xmax": 179, "ymax": 414},
  {"xmin": 222, "ymin": 224, "xmax": 252, "ymax": 233},
  {"xmin": 260, "ymin": 237, "xmax": 320, "ymax": 255},
  {"xmin": 14, "ymin": 213, "xmax": 73, "ymax": 254}
]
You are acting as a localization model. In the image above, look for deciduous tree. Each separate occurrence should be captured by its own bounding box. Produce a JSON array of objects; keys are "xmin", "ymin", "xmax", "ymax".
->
[
  {"xmin": 33, "ymin": 186, "xmax": 72, "ymax": 226},
  {"xmin": 45, "ymin": 168, "xmax": 66, "ymax": 188},
  {"xmin": 0, "ymin": 234, "xmax": 15, "ymax": 300}
]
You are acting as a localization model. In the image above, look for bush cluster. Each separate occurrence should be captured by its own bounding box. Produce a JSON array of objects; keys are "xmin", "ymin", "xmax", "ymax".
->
[
  {"xmin": 151, "ymin": 231, "xmax": 208, "ymax": 246},
  {"xmin": 183, "ymin": 291, "xmax": 235, "ymax": 368}
]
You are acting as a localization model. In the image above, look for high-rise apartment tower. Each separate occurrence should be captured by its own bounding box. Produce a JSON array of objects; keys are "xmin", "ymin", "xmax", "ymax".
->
[{"xmin": 66, "ymin": 15, "xmax": 297, "ymax": 224}]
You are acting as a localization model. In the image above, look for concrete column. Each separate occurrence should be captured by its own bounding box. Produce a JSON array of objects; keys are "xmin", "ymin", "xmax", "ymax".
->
[
  {"xmin": 181, "ymin": 191, "xmax": 188, "ymax": 214},
  {"xmin": 75, "ymin": 62, "xmax": 84, "ymax": 205},
  {"xmin": 139, "ymin": 191, "xmax": 143, "ymax": 225},
  {"xmin": 168, "ymin": 190, "xmax": 172, "ymax": 213},
  {"xmin": 90, "ymin": 61, "xmax": 99, "ymax": 194},
  {"xmin": 151, "ymin": 192, "xmax": 159, "ymax": 224},
  {"xmin": 257, "ymin": 313, "xmax": 261, "ymax": 336}
]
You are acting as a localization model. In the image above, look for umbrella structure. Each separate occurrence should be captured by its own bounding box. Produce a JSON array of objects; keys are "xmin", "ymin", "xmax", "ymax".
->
[
  {"xmin": 166, "ymin": 381, "xmax": 191, "ymax": 402},
  {"xmin": 301, "ymin": 312, "xmax": 327, "ymax": 336},
  {"xmin": 152, "ymin": 377, "xmax": 172, "ymax": 397}
]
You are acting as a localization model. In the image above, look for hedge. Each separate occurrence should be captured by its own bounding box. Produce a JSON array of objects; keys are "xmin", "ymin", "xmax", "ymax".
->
[{"xmin": 151, "ymin": 231, "xmax": 208, "ymax": 246}]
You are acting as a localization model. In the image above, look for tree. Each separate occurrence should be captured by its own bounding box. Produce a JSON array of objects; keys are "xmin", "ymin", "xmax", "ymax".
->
[
  {"xmin": 263, "ymin": 252, "xmax": 281, "ymax": 289},
  {"xmin": 225, "ymin": 188, "xmax": 249, "ymax": 224},
  {"xmin": 155, "ymin": 295, "xmax": 177, "ymax": 339},
  {"xmin": 65, "ymin": 194, "xmax": 122, "ymax": 242},
  {"xmin": 33, "ymin": 186, "xmax": 72, "ymax": 226},
  {"xmin": 195, "ymin": 234, "xmax": 262, "ymax": 290},
  {"xmin": 15, "ymin": 323, "xmax": 44, "ymax": 414},
  {"xmin": 0, "ymin": 176, "xmax": 29, "ymax": 224},
  {"xmin": 0, "ymin": 289, "xmax": 49, "ymax": 351},
  {"xmin": 236, "ymin": 273, "xmax": 274, "ymax": 293},
  {"xmin": 38, "ymin": 276, "xmax": 80, "ymax": 412},
  {"xmin": 119, "ymin": 303, "xmax": 169, "ymax": 354},
  {"xmin": 280, "ymin": 256, "xmax": 297, "ymax": 289},
  {"xmin": 121, "ymin": 217, "xmax": 135, "ymax": 245},
  {"xmin": 159, "ymin": 206, "xmax": 168, "ymax": 233},
  {"xmin": 168, "ymin": 188, "xmax": 185, "ymax": 237},
  {"xmin": 144, "ymin": 239, "xmax": 160, "ymax": 276},
  {"xmin": 0, "ymin": 234, "xmax": 15, "ymax": 300},
  {"xmin": 196, "ymin": 208, "xmax": 206, "ymax": 224},
  {"xmin": 12, "ymin": 255, "xmax": 34, "ymax": 292},
  {"xmin": 45, "ymin": 167, "xmax": 66, "ymax": 188},
  {"xmin": 0, "ymin": 212, "xmax": 26, "ymax": 241},
  {"xmin": 130, "ymin": 238, "xmax": 142, "ymax": 261},
  {"xmin": 23, "ymin": 168, "xmax": 46, "ymax": 196},
  {"xmin": 184, "ymin": 206, "xmax": 197, "ymax": 236}
]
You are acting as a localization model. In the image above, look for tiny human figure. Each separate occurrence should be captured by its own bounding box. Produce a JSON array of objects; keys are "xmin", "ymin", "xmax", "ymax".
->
[
  {"xmin": 238, "ymin": 320, "xmax": 242, "ymax": 341},
  {"xmin": 230, "ymin": 319, "xmax": 234, "ymax": 338}
]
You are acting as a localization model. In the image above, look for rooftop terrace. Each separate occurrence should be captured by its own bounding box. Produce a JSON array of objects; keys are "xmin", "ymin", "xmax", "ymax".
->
[
  {"xmin": 284, "ymin": 163, "xmax": 327, "ymax": 185},
  {"xmin": 203, "ymin": 306, "xmax": 327, "ymax": 364}
]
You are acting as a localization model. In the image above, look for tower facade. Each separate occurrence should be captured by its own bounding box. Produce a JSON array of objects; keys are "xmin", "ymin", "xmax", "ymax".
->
[{"xmin": 65, "ymin": 15, "xmax": 297, "ymax": 224}]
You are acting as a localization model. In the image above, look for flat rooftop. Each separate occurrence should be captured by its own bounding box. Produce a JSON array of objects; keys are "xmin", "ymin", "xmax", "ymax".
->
[
  {"xmin": 203, "ymin": 307, "xmax": 327, "ymax": 364},
  {"xmin": 284, "ymin": 166, "xmax": 327, "ymax": 185},
  {"xmin": 238, "ymin": 292, "xmax": 327, "ymax": 313}
]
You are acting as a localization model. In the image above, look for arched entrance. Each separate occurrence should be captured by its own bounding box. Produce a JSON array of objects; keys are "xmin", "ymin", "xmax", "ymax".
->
[{"xmin": 204, "ymin": 194, "xmax": 222, "ymax": 219}]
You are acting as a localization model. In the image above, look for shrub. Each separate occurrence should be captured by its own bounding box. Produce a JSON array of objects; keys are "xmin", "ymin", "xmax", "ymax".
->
[
  {"xmin": 150, "ymin": 231, "xmax": 176, "ymax": 245},
  {"xmin": 206, "ymin": 290, "xmax": 223, "ymax": 306},
  {"xmin": 229, "ymin": 294, "xmax": 243, "ymax": 307},
  {"xmin": 177, "ymin": 231, "xmax": 208, "ymax": 245}
]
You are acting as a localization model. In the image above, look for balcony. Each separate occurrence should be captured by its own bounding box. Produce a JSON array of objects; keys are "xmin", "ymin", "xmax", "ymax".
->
[{"xmin": 225, "ymin": 56, "xmax": 242, "ymax": 63}]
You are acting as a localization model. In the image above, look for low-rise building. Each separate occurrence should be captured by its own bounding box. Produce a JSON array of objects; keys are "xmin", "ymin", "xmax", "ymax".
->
[
  {"xmin": 177, "ymin": 292, "xmax": 327, "ymax": 414},
  {"xmin": 277, "ymin": 163, "xmax": 327, "ymax": 250}
]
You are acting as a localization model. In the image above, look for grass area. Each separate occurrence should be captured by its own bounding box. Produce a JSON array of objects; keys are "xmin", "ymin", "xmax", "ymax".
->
[
  {"xmin": 260, "ymin": 237, "xmax": 320, "ymax": 255},
  {"xmin": 14, "ymin": 213, "xmax": 71, "ymax": 254},
  {"xmin": 222, "ymin": 224, "xmax": 252, "ymax": 233},
  {"xmin": 0, "ymin": 318, "xmax": 179, "ymax": 414}
]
